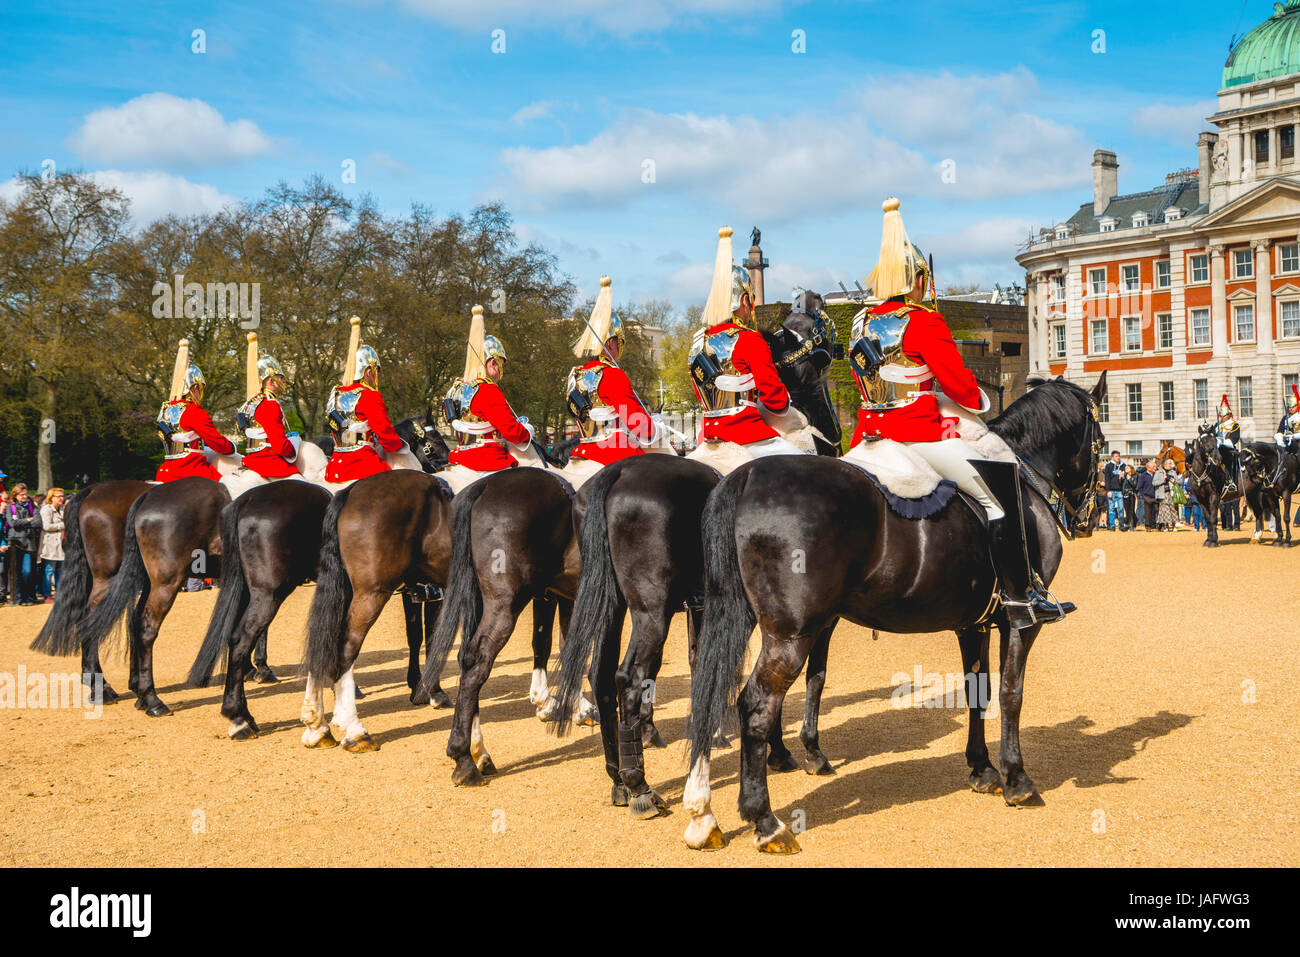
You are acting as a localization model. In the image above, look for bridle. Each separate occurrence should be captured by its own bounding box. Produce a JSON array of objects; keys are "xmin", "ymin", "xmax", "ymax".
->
[
  {"xmin": 1019, "ymin": 396, "xmax": 1105, "ymax": 539},
  {"xmin": 774, "ymin": 299, "xmax": 836, "ymax": 373}
]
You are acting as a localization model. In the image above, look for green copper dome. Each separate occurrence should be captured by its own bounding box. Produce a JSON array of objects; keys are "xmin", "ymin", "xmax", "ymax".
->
[{"xmin": 1224, "ymin": 1, "xmax": 1300, "ymax": 87}]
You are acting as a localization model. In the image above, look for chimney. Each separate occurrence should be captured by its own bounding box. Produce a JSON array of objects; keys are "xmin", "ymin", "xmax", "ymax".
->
[
  {"xmin": 1197, "ymin": 131, "xmax": 1218, "ymax": 207},
  {"xmin": 1092, "ymin": 150, "xmax": 1118, "ymax": 215}
]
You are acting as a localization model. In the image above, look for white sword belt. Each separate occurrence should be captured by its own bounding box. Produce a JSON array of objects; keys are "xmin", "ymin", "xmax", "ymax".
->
[{"xmin": 703, "ymin": 398, "xmax": 759, "ymax": 419}]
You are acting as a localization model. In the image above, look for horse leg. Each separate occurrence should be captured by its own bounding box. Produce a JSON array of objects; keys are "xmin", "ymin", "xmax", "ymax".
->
[
  {"xmin": 997, "ymin": 622, "xmax": 1041, "ymax": 806},
  {"xmin": 739, "ymin": 631, "xmax": 817, "ymax": 854},
  {"xmin": 591, "ymin": 613, "xmax": 625, "ymax": 806},
  {"xmin": 638, "ymin": 635, "xmax": 667, "ymax": 749},
  {"xmin": 958, "ymin": 623, "xmax": 1001, "ymax": 793},
  {"xmin": 250, "ymin": 626, "xmax": 276, "ymax": 683},
  {"xmin": 614, "ymin": 605, "xmax": 671, "ymax": 820},
  {"xmin": 80, "ymin": 637, "xmax": 118, "ymax": 705},
  {"xmin": 1204, "ymin": 492, "xmax": 1221, "ymax": 547},
  {"xmin": 446, "ymin": 606, "xmax": 516, "ymax": 785},
  {"xmin": 300, "ymin": 673, "xmax": 336, "ymax": 748},
  {"xmin": 132, "ymin": 580, "xmax": 180, "ymax": 717},
  {"xmin": 420, "ymin": 599, "xmax": 451, "ymax": 707},
  {"xmin": 331, "ymin": 591, "xmax": 389, "ymax": 752},
  {"xmin": 686, "ymin": 603, "xmax": 729, "ymax": 748},
  {"xmin": 222, "ymin": 591, "xmax": 283, "ymax": 740},
  {"xmin": 528, "ymin": 593, "xmax": 558, "ymax": 718},
  {"xmin": 799, "ymin": 624, "xmax": 835, "ymax": 776}
]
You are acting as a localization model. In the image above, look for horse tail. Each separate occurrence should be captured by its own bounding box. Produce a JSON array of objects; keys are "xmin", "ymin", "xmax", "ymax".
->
[
  {"xmin": 77, "ymin": 493, "xmax": 149, "ymax": 655},
  {"xmin": 552, "ymin": 464, "xmax": 622, "ymax": 736},
  {"xmin": 689, "ymin": 466, "xmax": 756, "ymax": 769},
  {"xmin": 31, "ymin": 487, "xmax": 92, "ymax": 656},
  {"xmin": 417, "ymin": 479, "xmax": 488, "ymax": 699},
  {"xmin": 304, "ymin": 484, "xmax": 354, "ymax": 685},
  {"xmin": 187, "ymin": 496, "xmax": 248, "ymax": 688}
]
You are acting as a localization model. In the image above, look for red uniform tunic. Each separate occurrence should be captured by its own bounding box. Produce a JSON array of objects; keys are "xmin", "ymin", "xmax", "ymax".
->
[
  {"xmin": 241, "ymin": 394, "xmax": 301, "ymax": 479},
  {"xmin": 571, "ymin": 359, "xmax": 656, "ymax": 465},
  {"xmin": 324, "ymin": 383, "xmax": 405, "ymax": 483},
  {"xmin": 697, "ymin": 321, "xmax": 790, "ymax": 445},
  {"xmin": 155, "ymin": 399, "xmax": 234, "ymax": 483},
  {"xmin": 850, "ymin": 300, "xmax": 984, "ymax": 447},
  {"xmin": 448, "ymin": 380, "xmax": 531, "ymax": 472}
]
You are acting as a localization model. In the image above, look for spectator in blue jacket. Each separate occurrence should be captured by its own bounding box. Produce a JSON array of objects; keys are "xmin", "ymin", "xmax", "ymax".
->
[
  {"xmin": 1136, "ymin": 461, "xmax": 1158, "ymax": 530},
  {"xmin": 1104, "ymin": 450, "xmax": 1125, "ymax": 530}
]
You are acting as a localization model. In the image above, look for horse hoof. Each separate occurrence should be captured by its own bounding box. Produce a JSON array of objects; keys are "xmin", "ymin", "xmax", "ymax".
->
[
  {"xmin": 229, "ymin": 723, "xmax": 259, "ymax": 741},
  {"xmin": 1003, "ymin": 778, "xmax": 1039, "ymax": 806},
  {"xmin": 429, "ymin": 689, "xmax": 452, "ymax": 709},
  {"xmin": 711, "ymin": 731, "xmax": 731, "ymax": 749},
  {"xmin": 1204, "ymin": 540, "xmax": 1218, "ymax": 548},
  {"xmin": 476, "ymin": 756, "xmax": 498, "ymax": 776},
  {"xmin": 611, "ymin": 783, "xmax": 630, "ymax": 807},
  {"xmin": 755, "ymin": 824, "xmax": 801, "ymax": 855},
  {"xmin": 251, "ymin": 667, "xmax": 278, "ymax": 684},
  {"xmin": 803, "ymin": 755, "xmax": 835, "ymax": 776},
  {"xmin": 409, "ymin": 686, "xmax": 430, "ymax": 706},
  {"xmin": 683, "ymin": 815, "xmax": 726, "ymax": 850},
  {"xmin": 304, "ymin": 729, "xmax": 338, "ymax": 749},
  {"xmin": 145, "ymin": 703, "xmax": 172, "ymax": 718},
  {"xmin": 767, "ymin": 750, "xmax": 799, "ymax": 773},
  {"xmin": 642, "ymin": 726, "xmax": 668, "ymax": 749},
  {"xmin": 452, "ymin": 760, "xmax": 485, "ymax": 787},
  {"xmin": 574, "ymin": 707, "xmax": 600, "ymax": 727},
  {"xmin": 629, "ymin": 789, "xmax": 669, "ymax": 821},
  {"xmin": 93, "ymin": 682, "xmax": 120, "ymax": 704},
  {"xmin": 970, "ymin": 767, "xmax": 1003, "ymax": 794},
  {"xmin": 353, "ymin": 685, "xmax": 366, "ymax": 700},
  {"xmin": 342, "ymin": 733, "xmax": 379, "ymax": 753},
  {"xmin": 133, "ymin": 698, "xmax": 146, "ymax": 711}
]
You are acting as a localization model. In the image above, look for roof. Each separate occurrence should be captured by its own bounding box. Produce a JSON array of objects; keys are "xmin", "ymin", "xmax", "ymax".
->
[
  {"xmin": 1062, "ymin": 179, "xmax": 1206, "ymax": 236},
  {"xmin": 1224, "ymin": 1, "xmax": 1300, "ymax": 88}
]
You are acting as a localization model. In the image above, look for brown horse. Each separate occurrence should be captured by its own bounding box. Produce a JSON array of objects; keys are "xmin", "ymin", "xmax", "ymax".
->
[{"xmin": 30, "ymin": 480, "xmax": 151, "ymax": 704}]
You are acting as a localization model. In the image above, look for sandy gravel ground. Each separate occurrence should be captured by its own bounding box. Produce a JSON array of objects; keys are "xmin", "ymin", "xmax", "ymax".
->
[{"xmin": 1, "ymin": 526, "xmax": 1296, "ymax": 867}]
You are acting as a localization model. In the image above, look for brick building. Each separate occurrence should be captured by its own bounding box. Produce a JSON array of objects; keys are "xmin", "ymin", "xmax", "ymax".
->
[{"xmin": 1018, "ymin": 0, "xmax": 1300, "ymax": 455}]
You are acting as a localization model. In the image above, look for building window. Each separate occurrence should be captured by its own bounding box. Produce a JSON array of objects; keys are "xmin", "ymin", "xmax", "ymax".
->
[
  {"xmin": 1255, "ymin": 129, "xmax": 1270, "ymax": 165},
  {"xmin": 1054, "ymin": 274, "xmax": 1066, "ymax": 300},
  {"xmin": 1090, "ymin": 319, "xmax": 1108, "ymax": 355},
  {"xmin": 1132, "ymin": 212, "xmax": 1149, "ymax": 228},
  {"xmin": 1052, "ymin": 324, "xmax": 1067, "ymax": 359},
  {"xmin": 1284, "ymin": 373, "xmax": 1299, "ymax": 404},
  {"xmin": 1238, "ymin": 376, "xmax": 1254, "ymax": 417},
  {"xmin": 1190, "ymin": 254, "xmax": 1209, "ymax": 283},
  {"xmin": 1156, "ymin": 260, "xmax": 1171, "ymax": 287},
  {"xmin": 1234, "ymin": 248, "xmax": 1254, "ymax": 279},
  {"xmin": 1281, "ymin": 243, "xmax": 1299, "ymax": 273},
  {"xmin": 1127, "ymin": 383, "xmax": 1143, "ymax": 422},
  {"xmin": 1126, "ymin": 440, "xmax": 1144, "ymax": 456},
  {"xmin": 1191, "ymin": 308, "xmax": 1211, "ymax": 346},
  {"xmin": 1282, "ymin": 300, "xmax": 1300, "ymax": 338},
  {"xmin": 1160, "ymin": 381, "xmax": 1175, "ymax": 421},
  {"xmin": 1164, "ymin": 207, "xmax": 1184, "ymax": 222},
  {"xmin": 1234, "ymin": 303, "xmax": 1255, "ymax": 342},
  {"xmin": 1194, "ymin": 379, "xmax": 1209, "ymax": 420},
  {"xmin": 1100, "ymin": 219, "xmax": 1116, "ymax": 233},
  {"xmin": 1054, "ymin": 226, "xmax": 1069, "ymax": 241},
  {"xmin": 1284, "ymin": 125, "xmax": 1296, "ymax": 161},
  {"xmin": 1123, "ymin": 316, "xmax": 1142, "ymax": 352},
  {"xmin": 1121, "ymin": 264, "xmax": 1141, "ymax": 291},
  {"xmin": 1157, "ymin": 313, "xmax": 1173, "ymax": 349},
  {"xmin": 1088, "ymin": 268, "xmax": 1107, "ymax": 296},
  {"xmin": 1099, "ymin": 392, "xmax": 1109, "ymax": 423}
]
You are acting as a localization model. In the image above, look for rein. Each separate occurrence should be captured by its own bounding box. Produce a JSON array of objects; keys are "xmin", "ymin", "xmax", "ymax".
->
[{"xmin": 1014, "ymin": 396, "xmax": 1104, "ymax": 539}]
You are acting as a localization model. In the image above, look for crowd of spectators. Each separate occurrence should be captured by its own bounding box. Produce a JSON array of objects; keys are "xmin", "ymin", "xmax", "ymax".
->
[
  {"xmin": 0, "ymin": 469, "xmax": 70, "ymax": 607},
  {"xmin": 1094, "ymin": 449, "xmax": 1241, "ymax": 532}
]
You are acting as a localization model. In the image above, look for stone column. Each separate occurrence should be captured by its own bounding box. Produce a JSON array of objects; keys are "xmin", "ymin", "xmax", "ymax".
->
[
  {"xmin": 1255, "ymin": 238, "xmax": 1273, "ymax": 355},
  {"xmin": 1210, "ymin": 242, "xmax": 1228, "ymax": 359}
]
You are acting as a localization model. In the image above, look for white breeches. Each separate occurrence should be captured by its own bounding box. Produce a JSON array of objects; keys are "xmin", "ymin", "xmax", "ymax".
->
[
  {"xmin": 559, "ymin": 455, "xmax": 604, "ymax": 490},
  {"xmin": 745, "ymin": 435, "xmax": 805, "ymax": 458},
  {"xmin": 903, "ymin": 438, "xmax": 1005, "ymax": 520},
  {"xmin": 686, "ymin": 435, "xmax": 805, "ymax": 476}
]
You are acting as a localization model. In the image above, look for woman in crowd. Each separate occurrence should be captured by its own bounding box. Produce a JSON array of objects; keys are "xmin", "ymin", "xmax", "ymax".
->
[
  {"xmin": 4, "ymin": 483, "xmax": 41, "ymax": 604},
  {"xmin": 1094, "ymin": 463, "xmax": 1110, "ymax": 529},
  {"xmin": 1158, "ymin": 458, "xmax": 1181, "ymax": 530},
  {"xmin": 39, "ymin": 487, "xmax": 65, "ymax": 602},
  {"xmin": 1121, "ymin": 463, "xmax": 1139, "ymax": 531}
]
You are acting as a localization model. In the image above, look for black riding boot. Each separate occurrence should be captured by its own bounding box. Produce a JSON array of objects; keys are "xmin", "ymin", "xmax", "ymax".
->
[
  {"xmin": 970, "ymin": 459, "xmax": 1076, "ymax": 630},
  {"xmin": 1224, "ymin": 448, "xmax": 1239, "ymax": 492}
]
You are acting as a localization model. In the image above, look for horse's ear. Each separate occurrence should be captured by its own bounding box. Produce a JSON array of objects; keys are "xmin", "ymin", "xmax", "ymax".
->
[{"xmin": 1091, "ymin": 370, "xmax": 1108, "ymax": 404}]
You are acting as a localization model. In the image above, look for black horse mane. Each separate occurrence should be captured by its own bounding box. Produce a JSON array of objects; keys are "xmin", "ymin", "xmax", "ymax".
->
[{"xmin": 988, "ymin": 378, "xmax": 1092, "ymax": 454}]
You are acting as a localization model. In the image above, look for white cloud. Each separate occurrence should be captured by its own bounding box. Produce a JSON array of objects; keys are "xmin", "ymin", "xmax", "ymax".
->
[
  {"xmin": 511, "ymin": 101, "xmax": 558, "ymax": 125},
  {"xmin": 0, "ymin": 171, "xmax": 236, "ymax": 224},
  {"xmin": 396, "ymin": 0, "xmax": 782, "ymax": 35},
  {"xmin": 71, "ymin": 93, "xmax": 273, "ymax": 169},
  {"xmin": 499, "ymin": 70, "xmax": 1092, "ymax": 218},
  {"xmin": 1130, "ymin": 101, "xmax": 1217, "ymax": 146}
]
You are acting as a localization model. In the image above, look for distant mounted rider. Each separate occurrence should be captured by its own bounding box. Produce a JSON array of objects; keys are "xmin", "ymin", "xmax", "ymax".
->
[
  {"xmin": 154, "ymin": 338, "xmax": 235, "ymax": 483},
  {"xmin": 847, "ymin": 197, "xmax": 1073, "ymax": 629},
  {"xmin": 324, "ymin": 316, "xmax": 409, "ymax": 484},
  {"xmin": 440, "ymin": 305, "xmax": 541, "ymax": 493},
  {"xmin": 564, "ymin": 275, "xmax": 658, "ymax": 477},
  {"xmin": 1216, "ymin": 395, "xmax": 1241, "ymax": 492},
  {"xmin": 237, "ymin": 332, "xmax": 303, "ymax": 481},
  {"xmin": 686, "ymin": 226, "xmax": 803, "ymax": 470}
]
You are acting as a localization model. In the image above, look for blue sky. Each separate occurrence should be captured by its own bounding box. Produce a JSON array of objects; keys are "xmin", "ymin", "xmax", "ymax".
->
[{"xmin": 0, "ymin": 0, "xmax": 1269, "ymax": 309}]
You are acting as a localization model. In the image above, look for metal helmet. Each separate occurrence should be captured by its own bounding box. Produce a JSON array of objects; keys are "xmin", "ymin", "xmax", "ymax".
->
[
  {"xmin": 183, "ymin": 364, "xmax": 205, "ymax": 401},
  {"xmin": 354, "ymin": 343, "xmax": 380, "ymax": 382},
  {"xmin": 258, "ymin": 354, "xmax": 286, "ymax": 386},
  {"xmin": 606, "ymin": 312, "xmax": 625, "ymax": 353},
  {"xmin": 730, "ymin": 265, "xmax": 753, "ymax": 314},
  {"xmin": 483, "ymin": 335, "xmax": 507, "ymax": 365}
]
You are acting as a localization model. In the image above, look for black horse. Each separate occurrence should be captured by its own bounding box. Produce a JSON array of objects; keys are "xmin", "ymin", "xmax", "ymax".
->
[
  {"xmin": 1184, "ymin": 427, "xmax": 1247, "ymax": 547},
  {"xmin": 29, "ymin": 479, "xmax": 151, "ymax": 704},
  {"xmin": 529, "ymin": 294, "xmax": 845, "ymax": 818},
  {"xmin": 685, "ymin": 374, "xmax": 1104, "ymax": 852},
  {"xmin": 1238, "ymin": 440, "xmax": 1299, "ymax": 547}
]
